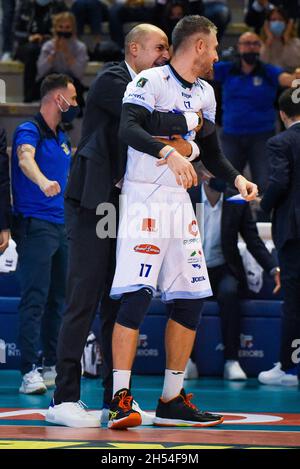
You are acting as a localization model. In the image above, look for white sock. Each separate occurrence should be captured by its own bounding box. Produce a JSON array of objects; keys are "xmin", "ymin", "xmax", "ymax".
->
[
  {"xmin": 161, "ymin": 369, "xmax": 184, "ymax": 401},
  {"xmin": 112, "ymin": 369, "xmax": 131, "ymax": 396}
]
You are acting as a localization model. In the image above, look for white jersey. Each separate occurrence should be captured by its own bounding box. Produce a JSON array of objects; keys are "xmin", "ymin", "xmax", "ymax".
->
[{"xmin": 123, "ymin": 64, "xmax": 216, "ymax": 188}]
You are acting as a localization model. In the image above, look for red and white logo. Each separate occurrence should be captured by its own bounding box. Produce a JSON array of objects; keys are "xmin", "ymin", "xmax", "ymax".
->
[
  {"xmin": 188, "ymin": 220, "xmax": 199, "ymax": 237},
  {"xmin": 134, "ymin": 244, "xmax": 160, "ymax": 255},
  {"xmin": 142, "ymin": 218, "xmax": 157, "ymax": 232}
]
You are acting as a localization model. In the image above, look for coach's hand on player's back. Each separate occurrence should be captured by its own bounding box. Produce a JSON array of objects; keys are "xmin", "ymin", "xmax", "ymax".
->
[
  {"xmin": 157, "ymin": 146, "xmax": 198, "ymax": 189},
  {"xmin": 234, "ymin": 175, "xmax": 258, "ymax": 201}
]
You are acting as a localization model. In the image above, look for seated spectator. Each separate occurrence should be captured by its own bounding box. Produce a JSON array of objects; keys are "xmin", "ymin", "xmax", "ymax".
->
[
  {"xmin": 245, "ymin": 0, "xmax": 298, "ymax": 35},
  {"xmin": 1, "ymin": 0, "xmax": 16, "ymax": 62},
  {"xmin": 260, "ymin": 7, "xmax": 300, "ymax": 72},
  {"xmin": 14, "ymin": 0, "xmax": 69, "ymax": 102},
  {"xmin": 213, "ymin": 31, "xmax": 300, "ymax": 195},
  {"xmin": 155, "ymin": 0, "xmax": 230, "ymax": 41},
  {"xmin": 157, "ymin": 0, "xmax": 188, "ymax": 43},
  {"xmin": 37, "ymin": 12, "xmax": 89, "ymax": 113},
  {"xmin": 202, "ymin": 0, "xmax": 231, "ymax": 39},
  {"xmin": 185, "ymin": 169, "xmax": 280, "ymax": 381},
  {"xmin": 108, "ymin": 0, "xmax": 156, "ymax": 49},
  {"xmin": 71, "ymin": 0, "xmax": 109, "ymax": 50}
]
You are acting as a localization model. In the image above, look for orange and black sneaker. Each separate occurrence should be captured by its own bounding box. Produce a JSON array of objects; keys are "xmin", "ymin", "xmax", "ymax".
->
[
  {"xmin": 154, "ymin": 388, "xmax": 224, "ymax": 427},
  {"xmin": 107, "ymin": 388, "xmax": 142, "ymax": 430}
]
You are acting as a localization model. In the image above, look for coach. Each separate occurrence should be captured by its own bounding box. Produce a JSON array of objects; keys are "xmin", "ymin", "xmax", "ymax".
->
[{"xmin": 259, "ymin": 87, "xmax": 300, "ymax": 386}]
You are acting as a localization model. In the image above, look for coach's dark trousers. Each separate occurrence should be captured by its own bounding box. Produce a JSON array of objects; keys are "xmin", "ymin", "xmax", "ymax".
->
[
  {"xmin": 54, "ymin": 192, "xmax": 120, "ymax": 404},
  {"xmin": 278, "ymin": 239, "xmax": 300, "ymax": 372}
]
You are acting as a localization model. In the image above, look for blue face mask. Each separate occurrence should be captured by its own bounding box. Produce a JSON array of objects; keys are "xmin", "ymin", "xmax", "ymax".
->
[
  {"xmin": 269, "ymin": 20, "xmax": 286, "ymax": 37},
  {"xmin": 36, "ymin": 0, "xmax": 51, "ymax": 6},
  {"xmin": 58, "ymin": 94, "xmax": 80, "ymax": 123}
]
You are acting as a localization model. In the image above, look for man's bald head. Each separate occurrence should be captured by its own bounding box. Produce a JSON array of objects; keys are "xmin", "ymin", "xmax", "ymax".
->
[
  {"xmin": 238, "ymin": 31, "xmax": 262, "ymax": 55},
  {"xmin": 125, "ymin": 24, "xmax": 168, "ymax": 55},
  {"xmin": 124, "ymin": 23, "xmax": 170, "ymax": 74}
]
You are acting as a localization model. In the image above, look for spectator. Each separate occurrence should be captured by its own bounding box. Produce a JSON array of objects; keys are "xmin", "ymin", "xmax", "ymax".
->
[
  {"xmin": 155, "ymin": 0, "xmax": 230, "ymax": 41},
  {"xmin": 245, "ymin": 0, "xmax": 299, "ymax": 34},
  {"xmin": 11, "ymin": 74, "xmax": 76, "ymax": 394},
  {"xmin": 202, "ymin": 0, "xmax": 231, "ymax": 39},
  {"xmin": 157, "ymin": 1, "xmax": 188, "ymax": 43},
  {"xmin": 37, "ymin": 12, "xmax": 89, "ymax": 113},
  {"xmin": 109, "ymin": 0, "xmax": 156, "ymax": 49},
  {"xmin": 1, "ymin": 0, "xmax": 16, "ymax": 62},
  {"xmin": 260, "ymin": 7, "xmax": 300, "ymax": 72},
  {"xmin": 14, "ymin": 0, "xmax": 69, "ymax": 102},
  {"xmin": 214, "ymin": 31, "xmax": 300, "ymax": 194},
  {"xmin": 259, "ymin": 87, "xmax": 300, "ymax": 386},
  {"xmin": 71, "ymin": 0, "xmax": 108, "ymax": 47},
  {"xmin": 185, "ymin": 170, "xmax": 280, "ymax": 381},
  {"xmin": 0, "ymin": 128, "xmax": 11, "ymax": 253}
]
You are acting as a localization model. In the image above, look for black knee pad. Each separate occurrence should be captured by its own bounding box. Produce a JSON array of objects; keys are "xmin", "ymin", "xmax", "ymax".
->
[
  {"xmin": 116, "ymin": 287, "xmax": 153, "ymax": 330},
  {"xmin": 170, "ymin": 299, "xmax": 203, "ymax": 331}
]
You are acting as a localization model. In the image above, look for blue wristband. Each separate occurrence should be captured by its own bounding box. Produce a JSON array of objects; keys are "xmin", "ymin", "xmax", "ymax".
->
[{"xmin": 163, "ymin": 147, "xmax": 175, "ymax": 160}]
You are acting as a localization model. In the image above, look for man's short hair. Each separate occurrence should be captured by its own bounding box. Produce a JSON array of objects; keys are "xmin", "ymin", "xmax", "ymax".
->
[
  {"xmin": 40, "ymin": 74, "xmax": 73, "ymax": 99},
  {"xmin": 172, "ymin": 15, "xmax": 217, "ymax": 53},
  {"xmin": 279, "ymin": 87, "xmax": 300, "ymax": 118}
]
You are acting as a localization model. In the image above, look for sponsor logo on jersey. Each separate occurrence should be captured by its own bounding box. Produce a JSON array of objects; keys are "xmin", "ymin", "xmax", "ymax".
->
[
  {"xmin": 192, "ymin": 263, "xmax": 201, "ymax": 269},
  {"xmin": 134, "ymin": 244, "xmax": 160, "ymax": 255},
  {"xmin": 187, "ymin": 250, "xmax": 202, "ymax": 263},
  {"xmin": 142, "ymin": 218, "xmax": 157, "ymax": 232},
  {"xmin": 183, "ymin": 238, "xmax": 200, "ymax": 246},
  {"xmin": 191, "ymin": 276, "xmax": 205, "ymax": 283},
  {"xmin": 182, "ymin": 92, "xmax": 192, "ymax": 99},
  {"xmin": 136, "ymin": 77, "xmax": 148, "ymax": 88},
  {"xmin": 61, "ymin": 142, "xmax": 70, "ymax": 155},
  {"xmin": 128, "ymin": 92, "xmax": 145, "ymax": 101},
  {"xmin": 188, "ymin": 220, "xmax": 198, "ymax": 237}
]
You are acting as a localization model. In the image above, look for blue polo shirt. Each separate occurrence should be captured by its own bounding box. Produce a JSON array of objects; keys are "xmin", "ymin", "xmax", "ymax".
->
[
  {"xmin": 214, "ymin": 61, "xmax": 283, "ymax": 135},
  {"xmin": 11, "ymin": 114, "xmax": 71, "ymax": 224}
]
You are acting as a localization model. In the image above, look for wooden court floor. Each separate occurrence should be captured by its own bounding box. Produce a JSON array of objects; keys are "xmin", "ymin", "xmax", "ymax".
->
[{"xmin": 0, "ymin": 372, "xmax": 300, "ymax": 449}]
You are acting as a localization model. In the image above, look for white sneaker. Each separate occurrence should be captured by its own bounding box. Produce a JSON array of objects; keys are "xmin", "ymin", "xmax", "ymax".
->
[
  {"xmin": 184, "ymin": 359, "xmax": 199, "ymax": 380},
  {"xmin": 224, "ymin": 360, "xmax": 247, "ymax": 381},
  {"xmin": 19, "ymin": 367, "xmax": 47, "ymax": 394},
  {"xmin": 45, "ymin": 400, "xmax": 100, "ymax": 427},
  {"xmin": 101, "ymin": 400, "xmax": 154, "ymax": 426},
  {"xmin": 258, "ymin": 362, "xmax": 299, "ymax": 386},
  {"xmin": 42, "ymin": 366, "xmax": 56, "ymax": 388},
  {"xmin": 1, "ymin": 52, "xmax": 12, "ymax": 61},
  {"xmin": 132, "ymin": 400, "xmax": 155, "ymax": 425}
]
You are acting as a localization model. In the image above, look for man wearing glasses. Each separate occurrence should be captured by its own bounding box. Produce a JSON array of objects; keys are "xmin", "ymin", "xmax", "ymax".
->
[{"xmin": 213, "ymin": 31, "xmax": 300, "ymax": 195}]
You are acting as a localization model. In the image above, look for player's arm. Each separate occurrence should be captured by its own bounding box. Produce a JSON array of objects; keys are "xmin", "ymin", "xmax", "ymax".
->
[
  {"xmin": 195, "ymin": 123, "xmax": 258, "ymax": 200},
  {"xmin": 119, "ymin": 103, "xmax": 198, "ymax": 189},
  {"xmin": 17, "ymin": 144, "xmax": 60, "ymax": 197}
]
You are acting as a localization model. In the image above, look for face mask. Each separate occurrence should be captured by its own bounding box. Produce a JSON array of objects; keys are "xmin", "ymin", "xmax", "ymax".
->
[
  {"xmin": 208, "ymin": 177, "xmax": 227, "ymax": 193},
  {"xmin": 56, "ymin": 31, "xmax": 73, "ymax": 39},
  {"xmin": 269, "ymin": 20, "xmax": 286, "ymax": 37},
  {"xmin": 36, "ymin": 0, "xmax": 51, "ymax": 6},
  {"xmin": 57, "ymin": 94, "xmax": 80, "ymax": 123},
  {"xmin": 240, "ymin": 52, "xmax": 260, "ymax": 65}
]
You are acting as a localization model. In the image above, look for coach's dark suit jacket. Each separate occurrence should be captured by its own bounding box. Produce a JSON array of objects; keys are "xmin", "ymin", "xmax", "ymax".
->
[
  {"xmin": 0, "ymin": 128, "xmax": 11, "ymax": 230},
  {"xmin": 261, "ymin": 123, "xmax": 300, "ymax": 249},
  {"xmin": 65, "ymin": 61, "xmax": 188, "ymax": 209},
  {"xmin": 189, "ymin": 185, "xmax": 276, "ymax": 290}
]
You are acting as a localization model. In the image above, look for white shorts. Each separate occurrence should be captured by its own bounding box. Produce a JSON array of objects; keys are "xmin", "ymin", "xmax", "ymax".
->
[{"xmin": 110, "ymin": 180, "xmax": 212, "ymax": 302}]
